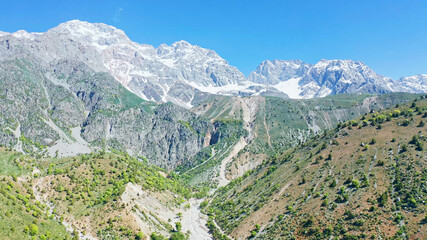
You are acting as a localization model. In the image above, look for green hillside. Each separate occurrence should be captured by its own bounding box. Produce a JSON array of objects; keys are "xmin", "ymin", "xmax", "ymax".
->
[
  {"xmin": 207, "ymin": 96, "xmax": 427, "ymax": 240},
  {"xmin": 0, "ymin": 148, "xmax": 198, "ymax": 239},
  {"xmin": 185, "ymin": 93, "xmax": 418, "ymax": 188}
]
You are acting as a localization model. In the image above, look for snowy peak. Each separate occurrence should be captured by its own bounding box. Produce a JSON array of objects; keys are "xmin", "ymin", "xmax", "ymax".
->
[
  {"xmin": 0, "ymin": 20, "xmax": 248, "ymax": 108},
  {"xmin": 49, "ymin": 20, "xmax": 131, "ymax": 45},
  {"xmin": 309, "ymin": 59, "xmax": 372, "ymax": 77},
  {"xmin": 248, "ymin": 59, "xmax": 406, "ymax": 99},
  {"xmin": 248, "ymin": 59, "xmax": 311, "ymax": 85},
  {"xmin": 400, "ymin": 74, "xmax": 427, "ymax": 82},
  {"xmin": 305, "ymin": 59, "xmax": 384, "ymax": 85},
  {"xmin": 397, "ymin": 74, "xmax": 427, "ymax": 93}
]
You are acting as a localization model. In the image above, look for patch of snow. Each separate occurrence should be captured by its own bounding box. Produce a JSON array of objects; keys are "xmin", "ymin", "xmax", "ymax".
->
[
  {"xmin": 186, "ymin": 81, "xmax": 258, "ymax": 95},
  {"xmin": 273, "ymin": 77, "xmax": 302, "ymax": 99},
  {"xmin": 159, "ymin": 58, "xmax": 175, "ymax": 68},
  {"xmin": 12, "ymin": 30, "xmax": 41, "ymax": 40}
]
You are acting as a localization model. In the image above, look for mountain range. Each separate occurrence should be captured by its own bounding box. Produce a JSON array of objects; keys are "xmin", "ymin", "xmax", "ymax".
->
[{"xmin": 1, "ymin": 20, "xmax": 425, "ymax": 109}]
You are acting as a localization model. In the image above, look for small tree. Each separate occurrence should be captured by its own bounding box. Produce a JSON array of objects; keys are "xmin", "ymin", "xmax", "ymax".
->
[
  {"xmin": 351, "ymin": 179, "xmax": 360, "ymax": 189},
  {"xmin": 402, "ymin": 120, "xmax": 410, "ymax": 126}
]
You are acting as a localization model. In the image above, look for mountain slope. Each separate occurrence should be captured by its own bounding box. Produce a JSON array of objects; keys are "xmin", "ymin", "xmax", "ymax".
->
[
  {"xmin": 207, "ymin": 96, "xmax": 427, "ymax": 239},
  {"xmin": 0, "ymin": 58, "xmax": 213, "ymax": 169},
  {"xmin": 0, "ymin": 147, "xmax": 209, "ymax": 239},
  {"xmin": 182, "ymin": 93, "xmax": 419, "ymax": 188}
]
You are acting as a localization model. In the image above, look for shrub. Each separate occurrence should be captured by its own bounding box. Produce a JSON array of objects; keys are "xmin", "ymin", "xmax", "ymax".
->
[
  {"xmin": 329, "ymin": 179, "xmax": 337, "ymax": 188},
  {"xmin": 169, "ymin": 232, "xmax": 186, "ymax": 240},
  {"xmin": 351, "ymin": 179, "xmax": 360, "ymax": 189},
  {"xmin": 400, "ymin": 144, "xmax": 408, "ymax": 153},
  {"xmin": 376, "ymin": 160, "xmax": 385, "ymax": 166},
  {"xmin": 150, "ymin": 232, "xmax": 166, "ymax": 240},
  {"xmin": 409, "ymin": 135, "xmax": 419, "ymax": 144},
  {"xmin": 402, "ymin": 120, "xmax": 410, "ymax": 126},
  {"xmin": 29, "ymin": 224, "xmax": 38, "ymax": 236},
  {"xmin": 378, "ymin": 192, "xmax": 388, "ymax": 207},
  {"xmin": 135, "ymin": 231, "xmax": 145, "ymax": 240},
  {"xmin": 175, "ymin": 222, "xmax": 182, "ymax": 232},
  {"xmin": 416, "ymin": 142, "xmax": 423, "ymax": 151},
  {"xmin": 200, "ymin": 200, "xmax": 208, "ymax": 208},
  {"xmin": 353, "ymin": 219, "xmax": 364, "ymax": 226}
]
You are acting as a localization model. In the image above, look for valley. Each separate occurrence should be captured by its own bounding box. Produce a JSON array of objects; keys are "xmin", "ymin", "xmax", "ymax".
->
[{"xmin": 0, "ymin": 20, "xmax": 426, "ymax": 240}]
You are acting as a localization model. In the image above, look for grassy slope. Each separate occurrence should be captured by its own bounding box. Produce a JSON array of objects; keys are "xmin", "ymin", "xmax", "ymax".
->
[
  {"xmin": 0, "ymin": 149, "xmax": 72, "ymax": 240},
  {"xmin": 207, "ymin": 96, "xmax": 427, "ymax": 240}
]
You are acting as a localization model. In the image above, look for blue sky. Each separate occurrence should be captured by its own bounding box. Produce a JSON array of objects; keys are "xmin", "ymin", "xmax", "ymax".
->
[{"xmin": 0, "ymin": 0, "xmax": 426, "ymax": 79}]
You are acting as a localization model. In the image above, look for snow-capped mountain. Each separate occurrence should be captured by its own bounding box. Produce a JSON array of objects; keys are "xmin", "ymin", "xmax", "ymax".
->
[
  {"xmin": 396, "ymin": 74, "xmax": 427, "ymax": 94},
  {"xmin": 0, "ymin": 20, "xmax": 425, "ymax": 108},
  {"xmin": 0, "ymin": 20, "xmax": 258, "ymax": 108},
  {"xmin": 247, "ymin": 59, "xmax": 423, "ymax": 99},
  {"xmin": 299, "ymin": 59, "xmax": 397, "ymax": 98}
]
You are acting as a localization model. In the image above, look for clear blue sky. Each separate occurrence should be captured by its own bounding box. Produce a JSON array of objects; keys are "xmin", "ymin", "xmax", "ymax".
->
[{"xmin": 0, "ymin": 0, "xmax": 426, "ymax": 79}]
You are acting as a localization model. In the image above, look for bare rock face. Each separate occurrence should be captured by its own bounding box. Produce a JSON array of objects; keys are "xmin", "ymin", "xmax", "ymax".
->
[{"xmin": 0, "ymin": 56, "xmax": 212, "ymax": 169}]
